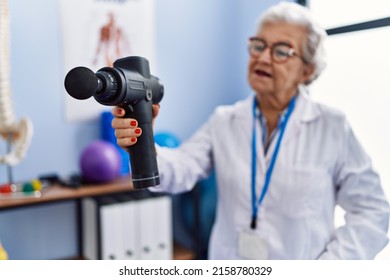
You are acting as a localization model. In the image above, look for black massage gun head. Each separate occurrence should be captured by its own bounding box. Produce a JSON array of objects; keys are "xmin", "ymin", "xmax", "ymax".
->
[{"xmin": 64, "ymin": 67, "xmax": 100, "ymax": 100}]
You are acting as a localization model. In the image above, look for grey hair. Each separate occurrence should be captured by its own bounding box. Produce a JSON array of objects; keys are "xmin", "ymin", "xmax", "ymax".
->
[{"xmin": 256, "ymin": 1, "xmax": 327, "ymax": 84}]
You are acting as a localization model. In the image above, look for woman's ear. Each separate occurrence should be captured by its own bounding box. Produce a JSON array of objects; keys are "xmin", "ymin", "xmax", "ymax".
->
[
  {"xmin": 302, "ymin": 63, "xmax": 315, "ymax": 84},
  {"xmin": 303, "ymin": 63, "xmax": 315, "ymax": 81}
]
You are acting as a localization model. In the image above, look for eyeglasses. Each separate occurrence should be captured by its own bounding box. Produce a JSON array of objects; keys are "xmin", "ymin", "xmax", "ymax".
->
[{"xmin": 248, "ymin": 37, "xmax": 306, "ymax": 63}]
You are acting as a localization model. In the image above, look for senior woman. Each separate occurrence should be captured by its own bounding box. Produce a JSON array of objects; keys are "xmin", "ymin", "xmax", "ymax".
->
[{"xmin": 111, "ymin": 2, "xmax": 389, "ymax": 259}]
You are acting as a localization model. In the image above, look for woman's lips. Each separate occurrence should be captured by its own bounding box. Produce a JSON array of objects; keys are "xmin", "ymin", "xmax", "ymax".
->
[{"xmin": 255, "ymin": 69, "xmax": 272, "ymax": 78}]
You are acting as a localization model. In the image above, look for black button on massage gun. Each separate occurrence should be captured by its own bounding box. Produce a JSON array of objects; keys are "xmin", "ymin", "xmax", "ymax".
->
[{"xmin": 64, "ymin": 56, "xmax": 164, "ymax": 189}]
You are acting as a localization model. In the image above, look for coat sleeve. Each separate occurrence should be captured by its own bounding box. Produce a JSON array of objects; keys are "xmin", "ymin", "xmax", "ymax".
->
[
  {"xmin": 149, "ymin": 114, "xmax": 215, "ymax": 194},
  {"xmin": 318, "ymin": 119, "xmax": 390, "ymax": 259}
]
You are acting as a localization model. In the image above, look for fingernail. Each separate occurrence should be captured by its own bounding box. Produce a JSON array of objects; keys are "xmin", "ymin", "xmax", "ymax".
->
[
  {"xmin": 131, "ymin": 137, "xmax": 137, "ymax": 143},
  {"xmin": 134, "ymin": 128, "xmax": 141, "ymax": 134},
  {"xmin": 130, "ymin": 120, "xmax": 137, "ymax": 126}
]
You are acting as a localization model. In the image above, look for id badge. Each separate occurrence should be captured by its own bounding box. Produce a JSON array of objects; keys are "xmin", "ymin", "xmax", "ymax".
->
[{"xmin": 238, "ymin": 230, "xmax": 268, "ymax": 259}]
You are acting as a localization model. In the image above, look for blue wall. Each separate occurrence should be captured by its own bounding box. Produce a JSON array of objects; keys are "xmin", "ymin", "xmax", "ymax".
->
[{"xmin": 0, "ymin": 0, "xmax": 285, "ymax": 259}]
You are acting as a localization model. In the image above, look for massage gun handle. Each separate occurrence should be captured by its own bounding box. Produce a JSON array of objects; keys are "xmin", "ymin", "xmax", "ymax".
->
[{"xmin": 122, "ymin": 100, "xmax": 160, "ymax": 189}]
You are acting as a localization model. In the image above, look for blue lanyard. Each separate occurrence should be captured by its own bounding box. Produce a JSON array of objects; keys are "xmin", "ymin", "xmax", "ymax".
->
[{"xmin": 250, "ymin": 95, "xmax": 296, "ymax": 229}]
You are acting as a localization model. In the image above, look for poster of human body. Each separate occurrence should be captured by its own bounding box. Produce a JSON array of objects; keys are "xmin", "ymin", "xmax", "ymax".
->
[{"xmin": 60, "ymin": 0, "xmax": 156, "ymax": 122}]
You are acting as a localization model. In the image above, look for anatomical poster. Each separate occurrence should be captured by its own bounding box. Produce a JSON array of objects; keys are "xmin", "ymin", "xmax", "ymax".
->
[{"xmin": 60, "ymin": 0, "xmax": 156, "ymax": 122}]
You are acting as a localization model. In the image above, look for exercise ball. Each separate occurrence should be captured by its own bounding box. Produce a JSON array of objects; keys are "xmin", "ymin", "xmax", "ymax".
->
[
  {"xmin": 80, "ymin": 140, "xmax": 121, "ymax": 183},
  {"xmin": 154, "ymin": 131, "xmax": 181, "ymax": 148}
]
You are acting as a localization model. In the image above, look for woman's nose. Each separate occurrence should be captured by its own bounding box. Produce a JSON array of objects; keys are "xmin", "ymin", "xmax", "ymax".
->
[{"xmin": 257, "ymin": 48, "xmax": 272, "ymax": 64}]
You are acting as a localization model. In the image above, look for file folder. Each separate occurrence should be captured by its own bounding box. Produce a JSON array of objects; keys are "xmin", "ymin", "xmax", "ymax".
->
[{"xmin": 81, "ymin": 192, "xmax": 172, "ymax": 260}]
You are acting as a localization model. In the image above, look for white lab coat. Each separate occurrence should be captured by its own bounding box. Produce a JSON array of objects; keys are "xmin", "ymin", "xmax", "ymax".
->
[{"xmin": 154, "ymin": 86, "xmax": 390, "ymax": 259}]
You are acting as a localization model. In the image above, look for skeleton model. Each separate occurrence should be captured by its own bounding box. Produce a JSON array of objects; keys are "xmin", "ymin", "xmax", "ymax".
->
[{"xmin": 0, "ymin": 0, "xmax": 33, "ymax": 181}]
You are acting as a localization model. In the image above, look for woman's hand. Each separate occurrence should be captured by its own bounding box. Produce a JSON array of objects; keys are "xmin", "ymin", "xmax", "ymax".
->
[{"xmin": 111, "ymin": 104, "xmax": 160, "ymax": 149}]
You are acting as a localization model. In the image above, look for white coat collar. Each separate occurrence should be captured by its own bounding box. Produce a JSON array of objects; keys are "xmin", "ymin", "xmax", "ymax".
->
[
  {"xmin": 234, "ymin": 85, "xmax": 320, "ymax": 122},
  {"xmin": 283, "ymin": 85, "xmax": 321, "ymax": 145},
  {"xmin": 233, "ymin": 85, "xmax": 321, "ymax": 148}
]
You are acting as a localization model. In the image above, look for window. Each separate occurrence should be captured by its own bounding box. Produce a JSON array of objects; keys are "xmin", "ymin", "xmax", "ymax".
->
[{"xmin": 308, "ymin": 0, "xmax": 390, "ymax": 260}]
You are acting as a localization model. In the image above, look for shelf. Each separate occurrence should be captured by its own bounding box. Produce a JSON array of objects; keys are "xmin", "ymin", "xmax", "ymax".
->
[
  {"xmin": 0, "ymin": 176, "xmax": 134, "ymax": 209},
  {"xmin": 0, "ymin": 176, "xmax": 197, "ymax": 260}
]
